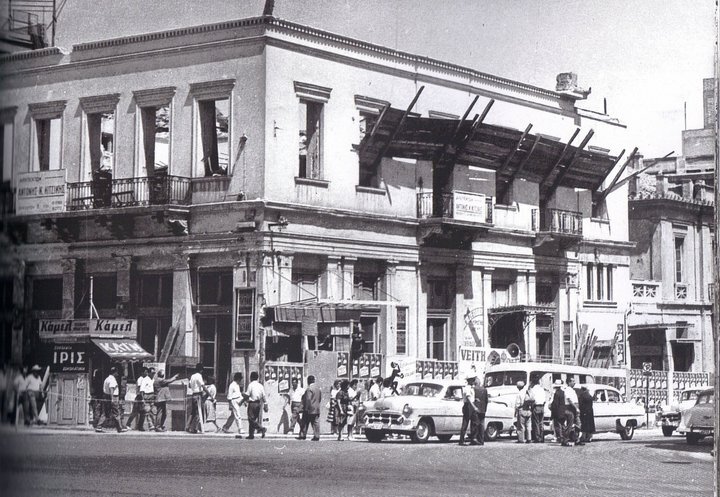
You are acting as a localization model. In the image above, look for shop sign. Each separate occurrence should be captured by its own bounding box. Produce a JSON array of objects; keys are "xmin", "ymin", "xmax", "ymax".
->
[
  {"xmin": 39, "ymin": 319, "xmax": 137, "ymax": 339},
  {"xmin": 263, "ymin": 364, "xmax": 303, "ymax": 393},
  {"xmin": 336, "ymin": 352, "xmax": 349, "ymax": 378},
  {"xmin": 16, "ymin": 170, "xmax": 66, "ymax": 215},
  {"xmin": 235, "ymin": 288, "xmax": 255, "ymax": 349},
  {"xmin": 452, "ymin": 191, "xmax": 488, "ymax": 223},
  {"xmin": 45, "ymin": 343, "xmax": 88, "ymax": 373}
]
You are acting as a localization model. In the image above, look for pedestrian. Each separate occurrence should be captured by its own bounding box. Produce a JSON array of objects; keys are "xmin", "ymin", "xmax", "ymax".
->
[
  {"xmin": 298, "ymin": 375, "xmax": 322, "ymax": 441},
  {"xmin": 204, "ymin": 377, "xmax": 220, "ymax": 432},
  {"xmin": 136, "ymin": 367, "xmax": 155, "ymax": 431},
  {"xmin": 381, "ymin": 378, "xmax": 395, "ymax": 398},
  {"xmin": 153, "ymin": 370, "xmax": 179, "ymax": 432},
  {"xmin": 127, "ymin": 368, "xmax": 148, "ymax": 430},
  {"xmin": 578, "ymin": 385, "xmax": 595, "ymax": 443},
  {"xmin": 346, "ymin": 379, "xmax": 361, "ymax": 440},
  {"xmin": 459, "ymin": 373, "xmax": 476, "ymax": 445},
  {"xmin": 186, "ymin": 363, "xmax": 208, "ymax": 434},
  {"xmin": 550, "ymin": 379, "xmax": 568, "ymax": 445},
  {"xmin": 326, "ymin": 379, "xmax": 340, "ymax": 434},
  {"xmin": 514, "ymin": 380, "xmax": 532, "ymax": 443},
  {"xmin": 470, "ymin": 373, "xmax": 488, "ymax": 445},
  {"xmin": 529, "ymin": 375, "xmax": 546, "ymax": 443},
  {"xmin": 25, "ymin": 365, "xmax": 44, "ymax": 426},
  {"xmin": 287, "ymin": 377, "xmax": 304, "ymax": 435},
  {"xmin": 0, "ymin": 364, "xmax": 6, "ymax": 424},
  {"xmin": 368, "ymin": 376, "xmax": 382, "ymax": 401},
  {"xmin": 243, "ymin": 371, "xmax": 267, "ymax": 439},
  {"xmin": 563, "ymin": 377, "xmax": 580, "ymax": 445},
  {"xmin": 221, "ymin": 372, "xmax": 245, "ymax": 435},
  {"xmin": 334, "ymin": 380, "xmax": 350, "ymax": 441},
  {"xmin": 90, "ymin": 369, "xmax": 105, "ymax": 430},
  {"xmin": 95, "ymin": 367, "xmax": 127, "ymax": 433},
  {"xmin": 13, "ymin": 366, "xmax": 27, "ymax": 425}
]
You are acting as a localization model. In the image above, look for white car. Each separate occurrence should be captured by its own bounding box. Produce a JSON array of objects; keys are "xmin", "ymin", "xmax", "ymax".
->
[
  {"xmin": 362, "ymin": 379, "xmax": 515, "ymax": 443},
  {"xmin": 577, "ymin": 384, "xmax": 646, "ymax": 440},
  {"xmin": 657, "ymin": 387, "xmax": 707, "ymax": 437}
]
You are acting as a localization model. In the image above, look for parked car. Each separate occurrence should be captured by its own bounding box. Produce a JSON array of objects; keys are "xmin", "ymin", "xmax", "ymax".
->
[
  {"xmin": 576, "ymin": 384, "xmax": 645, "ymax": 440},
  {"xmin": 657, "ymin": 386, "xmax": 707, "ymax": 437},
  {"xmin": 677, "ymin": 387, "xmax": 714, "ymax": 445},
  {"xmin": 361, "ymin": 379, "xmax": 515, "ymax": 443}
]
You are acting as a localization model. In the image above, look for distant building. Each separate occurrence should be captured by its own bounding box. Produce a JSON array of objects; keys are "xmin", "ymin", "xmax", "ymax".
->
[
  {"xmin": 627, "ymin": 79, "xmax": 715, "ymax": 374},
  {"xmin": 0, "ymin": 0, "xmax": 55, "ymax": 54}
]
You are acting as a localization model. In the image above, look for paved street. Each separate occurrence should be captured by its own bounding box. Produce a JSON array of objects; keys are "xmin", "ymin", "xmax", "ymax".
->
[{"xmin": 0, "ymin": 428, "xmax": 713, "ymax": 497}]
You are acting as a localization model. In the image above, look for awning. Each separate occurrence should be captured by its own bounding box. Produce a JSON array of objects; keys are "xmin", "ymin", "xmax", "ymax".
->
[
  {"xmin": 266, "ymin": 299, "xmax": 382, "ymax": 324},
  {"xmin": 91, "ymin": 338, "xmax": 153, "ymax": 361}
]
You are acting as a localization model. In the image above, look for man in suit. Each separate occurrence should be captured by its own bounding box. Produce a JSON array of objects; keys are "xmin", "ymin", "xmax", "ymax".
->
[
  {"xmin": 470, "ymin": 374, "xmax": 489, "ymax": 445},
  {"xmin": 298, "ymin": 375, "xmax": 322, "ymax": 441}
]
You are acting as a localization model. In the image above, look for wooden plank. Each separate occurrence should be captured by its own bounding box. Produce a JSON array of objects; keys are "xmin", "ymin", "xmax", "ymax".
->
[
  {"xmin": 370, "ymin": 86, "xmax": 425, "ymax": 170},
  {"xmin": 542, "ymin": 129, "xmax": 594, "ymax": 202}
]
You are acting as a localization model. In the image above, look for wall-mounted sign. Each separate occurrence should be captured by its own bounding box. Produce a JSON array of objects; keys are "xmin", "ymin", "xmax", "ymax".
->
[
  {"xmin": 452, "ymin": 191, "xmax": 489, "ymax": 223},
  {"xmin": 16, "ymin": 170, "xmax": 66, "ymax": 215},
  {"xmin": 44, "ymin": 343, "xmax": 88, "ymax": 373},
  {"xmin": 39, "ymin": 319, "xmax": 137, "ymax": 339},
  {"xmin": 235, "ymin": 288, "xmax": 255, "ymax": 349}
]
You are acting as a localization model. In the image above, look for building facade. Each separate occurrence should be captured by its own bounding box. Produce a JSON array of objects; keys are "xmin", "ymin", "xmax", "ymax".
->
[{"xmin": 0, "ymin": 16, "xmax": 633, "ymax": 400}]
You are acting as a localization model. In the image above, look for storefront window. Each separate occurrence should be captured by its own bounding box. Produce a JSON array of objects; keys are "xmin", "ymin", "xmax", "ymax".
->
[{"xmin": 31, "ymin": 277, "xmax": 62, "ymax": 311}]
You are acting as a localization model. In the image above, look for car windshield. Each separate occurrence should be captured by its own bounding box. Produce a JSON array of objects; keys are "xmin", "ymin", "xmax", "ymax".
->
[
  {"xmin": 485, "ymin": 371, "xmax": 525, "ymax": 387},
  {"xmin": 681, "ymin": 391, "xmax": 699, "ymax": 402},
  {"xmin": 402, "ymin": 383, "xmax": 443, "ymax": 398},
  {"xmin": 697, "ymin": 393, "xmax": 714, "ymax": 405}
]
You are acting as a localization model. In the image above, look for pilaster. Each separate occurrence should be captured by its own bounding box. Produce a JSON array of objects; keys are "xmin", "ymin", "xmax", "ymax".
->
[
  {"xmin": 60, "ymin": 258, "xmax": 76, "ymax": 319},
  {"xmin": 113, "ymin": 255, "xmax": 132, "ymax": 317},
  {"xmin": 482, "ymin": 267, "xmax": 494, "ymax": 348}
]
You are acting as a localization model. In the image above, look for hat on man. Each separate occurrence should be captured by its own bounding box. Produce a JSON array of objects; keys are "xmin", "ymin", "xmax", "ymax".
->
[
  {"xmin": 552, "ymin": 379, "xmax": 564, "ymax": 388},
  {"xmin": 516, "ymin": 380, "xmax": 525, "ymax": 388},
  {"xmin": 466, "ymin": 372, "xmax": 477, "ymax": 381},
  {"xmin": 31, "ymin": 365, "xmax": 42, "ymax": 372}
]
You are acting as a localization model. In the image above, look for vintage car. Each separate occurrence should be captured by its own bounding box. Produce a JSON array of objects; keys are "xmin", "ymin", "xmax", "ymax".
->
[
  {"xmin": 677, "ymin": 387, "xmax": 714, "ymax": 445},
  {"xmin": 657, "ymin": 386, "xmax": 707, "ymax": 437},
  {"xmin": 361, "ymin": 379, "xmax": 515, "ymax": 443},
  {"xmin": 576, "ymin": 384, "xmax": 645, "ymax": 440}
]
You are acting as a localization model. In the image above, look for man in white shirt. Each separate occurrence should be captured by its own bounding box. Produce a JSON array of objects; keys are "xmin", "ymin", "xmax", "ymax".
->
[
  {"xmin": 95, "ymin": 367, "xmax": 126, "ymax": 433},
  {"xmin": 186, "ymin": 363, "xmax": 208, "ymax": 434},
  {"xmin": 24, "ymin": 365, "xmax": 44, "ymax": 425},
  {"xmin": 514, "ymin": 381, "xmax": 532, "ymax": 443},
  {"xmin": 221, "ymin": 372, "xmax": 245, "ymax": 435},
  {"xmin": 287, "ymin": 378, "xmax": 305, "ymax": 434},
  {"xmin": 369, "ymin": 376, "xmax": 382, "ymax": 401},
  {"xmin": 136, "ymin": 368, "xmax": 155, "ymax": 431},
  {"xmin": 563, "ymin": 377, "xmax": 580, "ymax": 445},
  {"xmin": 243, "ymin": 371, "xmax": 267, "ymax": 439},
  {"xmin": 459, "ymin": 374, "xmax": 476, "ymax": 445},
  {"xmin": 528, "ymin": 375, "xmax": 547, "ymax": 443}
]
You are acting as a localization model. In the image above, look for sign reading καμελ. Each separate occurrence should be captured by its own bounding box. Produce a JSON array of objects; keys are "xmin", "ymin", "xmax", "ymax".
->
[
  {"xmin": 15, "ymin": 170, "xmax": 66, "ymax": 215},
  {"xmin": 39, "ymin": 319, "xmax": 137, "ymax": 339}
]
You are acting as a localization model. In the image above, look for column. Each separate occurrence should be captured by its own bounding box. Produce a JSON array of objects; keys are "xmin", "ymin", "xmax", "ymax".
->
[
  {"xmin": 526, "ymin": 270, "xmax": 537, "ymax": 358},
  {"xmin": 481, "ymin": 267, "xmax": 494, "ymax": 348},
  {"xmin": 114, "ymin": 255, "xmax": 132, "ymax": 317},
  {"xmin": 277, "ymin": 254, "xmax": 294, "ymax": 304},
  {"xmin": 321, "ymin": 256, "xmax": 342, "ymax": 300},
  {"xmin": 452, "ymin": 263, "xmax": 466, "ymax": 361},
  {"xmin": 416, "ymin": 262, "xmax": 427, "ymax": 359},
  {"xmin": 516, "ymin": 270, "xmax": 528, "ymax": 305},
  {"xmin": 382, "ymin": 260, "xmax": 398, "ymax": 357},
  {"xmin": 60, "ymin": 258, "xmax": 76, "ymax": 319},
  {"xmin": 340, "ymin": 256, "xmax": 356, "ymax": 300},
  {"xmin": 12, "ymin": 260, "xmax": 26, "ymax": 364},
  {"xmin": 463, "ymin": 265, "xmax": 484, "ymax": 347},
  {"xmin": 171, "ymin": 255, "xmax": 194, "ymax": 357}
]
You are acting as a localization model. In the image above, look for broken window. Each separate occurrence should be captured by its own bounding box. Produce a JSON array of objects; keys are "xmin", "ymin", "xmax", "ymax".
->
[
  {"xmin": 86, "ymin": 111, "xmax": 115, "ymax": 176},
  {"xmin": 139, "ymin": 105, "xmax": 170, "ymax": 175},
  {"xmin": 198, "ymin": 98, "xmax": 229, "ymax": 177},
  {"xmin": 298, "ymin": 99, "xmax": 322, "ymax": 179},
  {"xmin": 33, "ymin": 117, "xmax": 62, "ymax": 171}
]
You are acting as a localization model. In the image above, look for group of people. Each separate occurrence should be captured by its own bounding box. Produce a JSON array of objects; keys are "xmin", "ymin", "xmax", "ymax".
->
[
  {"xmin": 512, "ymin": 375, "xmax": 595, "ymax": 446},
  {"xmin": 0, "ymin": 364, "xmax": 46, "ymax": 426}
]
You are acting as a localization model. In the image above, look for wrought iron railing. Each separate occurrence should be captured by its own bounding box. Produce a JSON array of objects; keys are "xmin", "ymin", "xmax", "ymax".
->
[
  {"xmin": 67, "ymin": 175, "xmax": 191, "ymax": 211},
  {"xmin": 540, "ymin": 208, "xmax": 582, "ymax": 235},
  {"xmin": 417, "ymin": 191, "xmax": 493, "ymax": 224}
]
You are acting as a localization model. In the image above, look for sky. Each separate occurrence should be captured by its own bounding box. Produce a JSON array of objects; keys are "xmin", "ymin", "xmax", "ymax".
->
[{"xmin": 54, "ymin": 0, "xmax": 716, "ymax": 158}]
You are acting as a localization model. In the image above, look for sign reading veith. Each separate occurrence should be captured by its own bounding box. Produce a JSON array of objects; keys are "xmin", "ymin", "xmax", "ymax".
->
[{"xmin": 39, "ymin": 319, "xmax": 137, "ymax": 339}]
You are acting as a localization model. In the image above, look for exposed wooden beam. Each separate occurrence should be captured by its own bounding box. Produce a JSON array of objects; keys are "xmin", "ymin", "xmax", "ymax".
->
[
  {"xmin": 494, "ymin": 123, "xmax": 534, "ymax": 202},
  {"xmin": 446, "ymin": 99, "xmax": 495, "ymax": 163},
  {"xmin": 370, "ymin": 86, "xmax": 424, "ymax": 170},
  {"xmin": 539, "ymin": 127, "xmax": 581, "ymax": 187},
  {"xmin": 543, "ymin": 128, "xmax": 595, "ymax": 200},
  {"xmin": 599, "ymin": 148, "xmax": 632, "ymax": 194},
  {"xmin": 512, "ymin": 134, "xmax": 542, "ymax": 177},
  {"xmin": 357, "ymin": 103, "xmax": 391, "ymax": 157}
]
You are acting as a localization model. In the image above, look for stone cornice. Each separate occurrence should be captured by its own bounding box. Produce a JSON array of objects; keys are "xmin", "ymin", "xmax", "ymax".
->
[
  {"xmin": 79, "ymin": 93, "xmax": 121, "ymax": 114},
  {"xmin": 132, "ymin": 87, "xmax": 176, "ymax": 107},
  {"xmin": 28, "ymin": 100, "xmax": 67, "ymax": 119},
  {"xmin": 0, "ymin": 47, "xmax": 63, "ymax": 64}
]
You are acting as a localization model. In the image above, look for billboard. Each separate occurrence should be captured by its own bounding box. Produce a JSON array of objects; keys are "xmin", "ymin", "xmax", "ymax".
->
[{"xmin": 16, "ymin": 170, "xmax": 66, "ymax": 215}]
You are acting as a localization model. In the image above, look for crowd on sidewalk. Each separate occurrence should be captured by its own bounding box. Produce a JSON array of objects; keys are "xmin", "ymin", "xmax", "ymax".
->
[{"xmin": 0, "ymin": 363, "xmax": 46, "ymax": 427}]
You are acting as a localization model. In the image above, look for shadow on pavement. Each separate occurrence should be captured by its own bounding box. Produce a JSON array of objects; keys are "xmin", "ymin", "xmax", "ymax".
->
[{"xmin": 621, "ymin": 436, "xmax": 714, "ymax": 455}]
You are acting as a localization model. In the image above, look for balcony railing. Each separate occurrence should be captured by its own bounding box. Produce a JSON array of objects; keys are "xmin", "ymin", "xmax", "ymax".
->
[
  {"xmin": 631, "ymin": 280, "xmax": 660, "ymax": 300},
  {"xmin": 417, "ymin": 191, "xmax": 493, "ymax": 224},
  {"xmin": 539, "ymin": 208, "xmax": 582, "ymax": 235},
  {"xmin": 674, "ymin": 283, "xmax": 687, "ymax": 300},
  {"xmin": 67, "ymin": 175, "xmax": 191, "ymax": 211}
]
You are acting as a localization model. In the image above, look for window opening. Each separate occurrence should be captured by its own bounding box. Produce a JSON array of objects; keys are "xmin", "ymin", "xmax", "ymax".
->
[
  {"xmin": 427, "ymin": 318, "xmax": 447, "ymax": 360},
  {"xmin": 396, "ymin": 307, "xmax": 408, "ymax": 355},
  {"xmin": 140, "ymin": 105, "xmax": 170, "ymax": 175},
  {"xmin": 31, "ymin": 277, "xmax": 62, "ymax": 311},
  {"xmin": 198, "ymin": 98, "xmax": 229, "ymax": 177},
  {"xmin": 674, "ymin": 237, "xmax": 684, "ymax": 283},
  {"xmin": 33, "ymin": 117, "xmax": 62, "ymax": 171},
  {"xmin": 298, "ymin": 99, "xmax": 322, "ymax": 179}
]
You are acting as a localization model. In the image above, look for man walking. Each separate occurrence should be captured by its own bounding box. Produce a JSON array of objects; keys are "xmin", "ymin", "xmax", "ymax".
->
[
  {"xmin": 459, "ymin": 373, "xmax": 476, "ymax": 445},
  {"xmin": 221, "ymin": 372, "xmax": 245, "ymax": 435},
  {"xmin": 153, "ymin": 370, "xmax": 179, "ymax": 432},
  {"xmin": 25, "ymin": 365, "xmax": 44, "ymax": 425},
  {"xmin": 471, "ymin": 374, "xmax": 488, "ymax": 445},
  {"xmin": 287, "ymin": 378, "xmax": 304, "ymax": 435},
  {"xmin": 550, "ymin": 379, "xmax": 568, "ymax": 445},
  {"xmin": 95, "ymin": 367, "xmax": 126, "ymax": 433},
  {"xmin": 298, "ymin": 375, "xmax": 321, "ymax": 441},
  {"xmin": 563, "ymin": 377, "xmax": 580, "ymax": 446},
  {"xmin": 136, "ymin": 368, "xmax": 155, "ymax": 431},
  {"xmin": 186, "ymin": 363, "xmax": 207, "ymax": 434},
  {"xmin": 514, "ymin": 380, "xmax": 532, "ymax": 443},
  {"xmin": 529, "ymin": 375, "xmax": 546, "ymax": 443},
  {"xmin": 244, "ymin": 371, "xmax": 267, "ymax": 439},
  {"xmin": 369, "ymin": 376, "xmax": 383, "ymax": 401}
]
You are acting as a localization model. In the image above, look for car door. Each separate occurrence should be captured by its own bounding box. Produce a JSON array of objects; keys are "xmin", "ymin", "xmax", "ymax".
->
[
  {"xmin": 592, "ymin": 388, "xmax": 610, "ymax": 432},
  {"xmin": 439, "ymin": 385, "xmax": 464, "ymax": 433}
]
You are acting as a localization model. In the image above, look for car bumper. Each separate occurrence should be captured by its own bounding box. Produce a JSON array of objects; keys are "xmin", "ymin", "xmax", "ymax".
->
[{"xmin": 364, "ymin": 416, "xmax": 417, "ymax": 432}]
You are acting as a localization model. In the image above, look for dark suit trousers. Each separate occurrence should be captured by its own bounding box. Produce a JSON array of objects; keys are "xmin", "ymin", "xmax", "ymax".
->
[
  {"xmin": 300, "ymin": 412, "xmax": 320, "ymax": 439},
  {"xmin": 459, "ymin": 404, "xmax": 472, "ymax": 443},
  {"xmin": 470, "ymin": 412, "xmax": 485, "ymax": 444},
  {"xmin": 531, "ymin": 405, "xmax": 545, "ymax": 442}
]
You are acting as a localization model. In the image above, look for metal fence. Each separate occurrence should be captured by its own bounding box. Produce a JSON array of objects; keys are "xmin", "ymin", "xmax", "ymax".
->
[{"xmin": 67, "ymin": 175, "xmax": 191, "ymax": 211}]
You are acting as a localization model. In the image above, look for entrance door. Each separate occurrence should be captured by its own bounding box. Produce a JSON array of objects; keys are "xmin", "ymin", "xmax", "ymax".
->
[
  {"xmin": 427, "ymin": 318, "xmax": 448, "ymax": 360},
  {"xmin": 48, "ymin": 374, "xmax": 87, "ymax": 425},
  {"xmin": 198, "ymin": 315, "xmax": 232, "ymax": 394},
  {"xmin": 537, "ymin": 332, "xmax": 552, "ymax": 358}
]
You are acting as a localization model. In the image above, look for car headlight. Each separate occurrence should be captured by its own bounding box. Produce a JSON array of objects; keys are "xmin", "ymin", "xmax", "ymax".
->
[{"xmin": 402, "ymin": 403, "xmax": 413, "ymax": 416}]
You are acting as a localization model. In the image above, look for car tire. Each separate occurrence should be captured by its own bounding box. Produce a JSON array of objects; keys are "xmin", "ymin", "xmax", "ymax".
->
[
  {"xmin": 686, "ymin": 433, "xmax": 702, "ymax": 445},
  {"xmin": 484, "ymin": 423, "xmax": 500, "ymax": 441},
  {"xmin": 661, "ymin": 426, "xmax": 675, "ymax": 437},
  {"xmin": 365, "ymin": 429, "xmax": 384, "ymax": 443},
  {"xmin": 410, "ymin": 419, "xmax": 432, "ymax": 443},
  {"xmin": 436, "ymin": 434, "xmax": 453, "ymax": 442},
  {"xmin": 619, "ymin": 422, "xmax": 635, "ymax": 441}
]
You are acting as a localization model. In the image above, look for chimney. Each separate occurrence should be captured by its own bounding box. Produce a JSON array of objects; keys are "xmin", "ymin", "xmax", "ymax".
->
[
  {"xmin": 555, "ymin": 72, "xmax": 591, "ymax": 100},
  {"xmin": 656, "ymin": 175, "xmax": 668, "ymax": 196}
]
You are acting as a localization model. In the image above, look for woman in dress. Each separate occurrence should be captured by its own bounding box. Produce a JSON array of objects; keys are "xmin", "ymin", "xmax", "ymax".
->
[
  {"xmin": 326, "ymin": 379, "xmax": 341, "ymax": 435},
  {"xmin": 578, "ymin": 386, "xmax": 596, "ymax": 443},
  {"xmin": 334, "ymin": 380, "xmax": 350, "ymax": 441}
]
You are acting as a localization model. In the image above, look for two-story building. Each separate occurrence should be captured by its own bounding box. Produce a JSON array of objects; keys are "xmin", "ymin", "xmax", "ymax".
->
[{"xmin": 0, "ymin": 15, "xmax": 634, "ymax": 423}]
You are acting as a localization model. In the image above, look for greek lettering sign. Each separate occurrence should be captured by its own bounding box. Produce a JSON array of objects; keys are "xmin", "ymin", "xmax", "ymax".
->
[
  {"xmin": 44, "ymin": 343, "xmax": 88, "ymax": 373},
  {"xmin": 235, "ymin": 288, "xmax": 255, "ymax": 349},
  {"xmin": 91, "ymin": 339, "xmax": 152, "ymax": 360},
  {"xmin": 16, "ymin": 170, "xmax": 66, "ymax": 215},
  {"xmin": 39, "ymin": 319, "xmax": 137, "ymax": 339},
  {"xmin": 452, "ymin": 191, "xmax": 488, "ymax": 223}
]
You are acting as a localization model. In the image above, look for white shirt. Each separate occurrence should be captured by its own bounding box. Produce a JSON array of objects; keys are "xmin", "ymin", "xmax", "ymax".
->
[
  {"xmin": 26, "ymin": 375, "xmax": 43, "ymax": 392},
  {"xmin": 563, "ymin": 385, "xmax": 579, "ymax": 405},
  {"xmin": 463, "ymin": 384, "xmax": 475, "ymax": 404},
  {"xmin": 369, "ymin": 383, "xmax": 382, "ymax": 400},
  {"xmin": 290, "ymin": 386, "xmax": 305, "ymax": 403},
  {"xmin": 14, "ymin": 374, "xmax": 27, "ymax": 393},
  {"xmin": 245, "ymin": 380, "xmax": 266, "ymax": 402},
  {"xmin": 137, "ymin": 376, "xmax": 154, "ymax": 394},
  {"xmin": 227, "ymin": 381, "xmax": 243, "ymax": 401},
  {"xmin": 189, "ymin": 372, "xmax": 205, "ymax": 394},
  {"xmin": 103, "ymin": 374, "xmax": 119, "ymax": 396},
  {"xmin": 515, "ymin": 387, "xmax": 531, "ymax": 410},
  {"xmin": 529, "ymin": 384, "xmax": 546, "ymax": 405}
]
